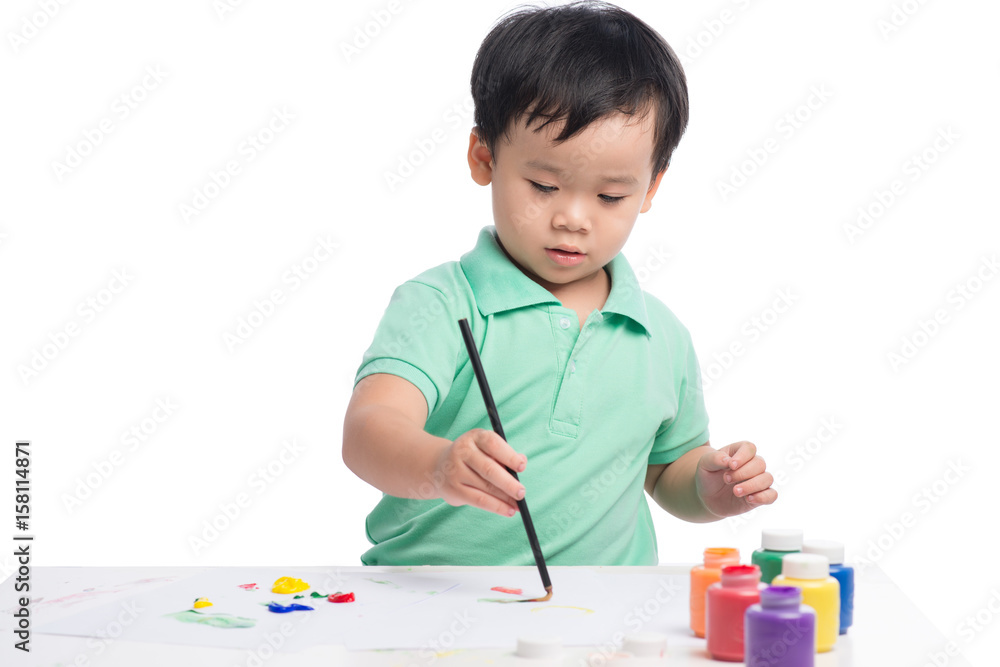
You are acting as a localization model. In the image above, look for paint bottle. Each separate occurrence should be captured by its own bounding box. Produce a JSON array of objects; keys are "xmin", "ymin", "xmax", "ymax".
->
[
  {"xmin": 689, "ymin": 547, "xmax": 740, "ymax": 638},
  {"xmin": 772, "ymin": 553, "xmax": 840, "ymax": 652},
  {"xmin": 745, "ymin": 586, "xmax": 816, "ymax": 667},
  {"xmin": 751, "ymin": 528, "xmax": 803, "ymax": 584},
  {"xmin": 706, "ymin": 564, "xmax": 762, "ymax": 662},
  {"xmin": 802, "ymin": 539, "xmax": 854, "ymax": 635}
]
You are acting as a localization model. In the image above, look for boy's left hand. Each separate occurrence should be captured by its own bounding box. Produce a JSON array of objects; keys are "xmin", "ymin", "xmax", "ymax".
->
[{"xmin": 696, "ymin": 441, "xmax": 776, "ymax": 518}]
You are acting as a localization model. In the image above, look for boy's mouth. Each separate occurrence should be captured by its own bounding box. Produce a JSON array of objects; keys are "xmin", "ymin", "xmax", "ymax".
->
[
  {"xmin": 545, "ymin": 247, "xmax": 587, "ymax": 266},
  {"xmin": 548, "ymin": 245, "xmax": 584, "ymax": 254}
]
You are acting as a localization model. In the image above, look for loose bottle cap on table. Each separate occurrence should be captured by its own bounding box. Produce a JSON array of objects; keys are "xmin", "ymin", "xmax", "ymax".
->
[
  {"xmin": 622, "ymin": 632, "xmax": 667, "ymax": 657},
  {"xmin": 802, "ymin": 539, "xmax": 845, "ymax": 565},
  {"xmin": 761, "ymin": 528, "xmax": 803, "ymax": 551},
  {"xmin": 781, "ymin": 552, "xmax": 830, "ymax": 579},
  {"xmin": 517, "ymin": 636, "xmax": 562, "ymax": 659}
]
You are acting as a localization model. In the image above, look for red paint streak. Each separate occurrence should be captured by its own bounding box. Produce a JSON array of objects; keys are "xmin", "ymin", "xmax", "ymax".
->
[
  {"xmin": 490, "ymin": 587, "xmax": 523, "ymax": 595},
  {"xmin": 238, "ymin": 583, "xmax": 259, "ymax": 590},
  {"xmin": 329, "ymin": 592, "xmax": 355, "ymax": 603}
]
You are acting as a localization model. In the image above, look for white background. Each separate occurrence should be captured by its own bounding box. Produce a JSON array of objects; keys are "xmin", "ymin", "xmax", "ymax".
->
[{"xmin": 2, "ymin": 1, "xmax": 997, "ymax": 664}]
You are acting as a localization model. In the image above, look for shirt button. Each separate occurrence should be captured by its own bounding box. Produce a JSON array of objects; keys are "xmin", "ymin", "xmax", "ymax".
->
[
  {"xmin": 559, "ymin": 317, "xmax": 571, "ymax": 329},
  {"xmin": 570, "ymin": 360, "xmax": 576, "ymax": 373}
]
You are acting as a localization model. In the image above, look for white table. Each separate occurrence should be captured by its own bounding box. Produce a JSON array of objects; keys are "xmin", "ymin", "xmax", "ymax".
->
[{"xmin": 1, "ymin": 565, "xmax": 973, "ymax": 666}]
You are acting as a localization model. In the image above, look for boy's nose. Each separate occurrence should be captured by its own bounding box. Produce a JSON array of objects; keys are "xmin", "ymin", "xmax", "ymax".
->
[{"xmin": 551, "ymin": 200, "xmax": 591, "ymax": 232}]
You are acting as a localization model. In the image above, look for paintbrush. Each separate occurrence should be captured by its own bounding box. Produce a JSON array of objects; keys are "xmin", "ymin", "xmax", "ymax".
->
[{"xmin": 458, "ymin": 318, "xmax": 553, "ymax": 602}]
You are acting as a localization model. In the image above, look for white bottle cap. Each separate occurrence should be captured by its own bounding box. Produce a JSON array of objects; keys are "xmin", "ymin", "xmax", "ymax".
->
[
  {"xmin": 761, "ymin": 528, "xmax": 803, "ymax": 551},
  {"xmin": 802, "ymin": 539, "xmax": 845, "ymax": 565},
  {"xmin": 623, "ymin": 632, "xmax": 667, "ymax": 657},
  {"xmin": 517, "ymin": 636, "xmax": 562, "ymax": 659},
  {"xmin": 782, "ymin": 553, "xmax": 829, "ymax": 579}
]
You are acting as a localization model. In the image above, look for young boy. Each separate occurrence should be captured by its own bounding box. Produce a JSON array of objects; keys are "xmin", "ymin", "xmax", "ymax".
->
[{"xmin": 343, "ymin": 1, "xmax": 775, "ymax": 566}]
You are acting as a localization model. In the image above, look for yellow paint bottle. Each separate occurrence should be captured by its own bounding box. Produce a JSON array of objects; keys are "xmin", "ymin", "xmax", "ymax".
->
[{"xmin": 773, "ymin": 553, "xmax": 840, "ymax": 653}]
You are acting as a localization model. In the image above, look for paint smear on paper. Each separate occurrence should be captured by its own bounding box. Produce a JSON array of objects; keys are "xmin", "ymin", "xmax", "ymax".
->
[
  {"xmin": 366, "ymin": 578, "xmax": 402, "ymax": 589},
  {"xmin": 272, "ymin": 577, "xmax": 310, "ymax": 594},
  {"xmin": 329, "ymin": 592, "xmax": 355, "ymax": 603},
  {"xmin": 530, "ymin": 605, "xmax": 594, "ymax": 615},
  {"xmin": 192, "ymin": 597, "xmax": 213, "ymax": 609},
  {"xmin": 309, "ymin": 591, "xmax": 328, "ymax": 598},
  {"xmin": 165, "ymin": 610, "xmax": 256, "ymax": 628},
  {"xmin": 479, "ymin": 585, "xmax": 551, "ymax": 603},
  {"xmin": 238, "ymin": 583, "xmax": 258, "ymax": 591},
  {"xmin": 266, "ymin": 602, "xmax": 314, "ymax": 613},
  {"xmin": 28, "ymin": 577, "xmax": 181, "ymax": 613}
]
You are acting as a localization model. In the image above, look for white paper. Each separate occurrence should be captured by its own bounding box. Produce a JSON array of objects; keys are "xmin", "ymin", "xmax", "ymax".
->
[{"xmin": 36, "ymin": 568, "xmax": 691, "ymax": 652}]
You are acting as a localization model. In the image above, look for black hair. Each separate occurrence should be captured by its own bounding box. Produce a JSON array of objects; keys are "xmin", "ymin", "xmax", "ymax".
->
[{"xmin": 470, "ymin": 0, "xmax": 689, "ymax": 180}]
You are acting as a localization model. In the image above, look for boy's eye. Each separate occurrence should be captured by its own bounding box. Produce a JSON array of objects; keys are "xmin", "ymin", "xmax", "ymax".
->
[
  {"xmin": 529, "ymin": 181, "xmax": 556, "ymax": 194},
  {"xmin": 529, "ymin": 181, "xmax": 625, "ymax": 204}
]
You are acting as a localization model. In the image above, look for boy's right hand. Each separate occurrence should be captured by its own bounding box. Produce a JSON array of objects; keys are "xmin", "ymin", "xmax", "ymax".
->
[{"xmin": 432, "ymin": 428, "xmax": 527, "ymax": 517}]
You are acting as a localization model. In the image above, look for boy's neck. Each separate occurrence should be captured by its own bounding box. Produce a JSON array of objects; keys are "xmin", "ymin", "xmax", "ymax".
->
[{"xmin": 547, "ymin": 266, "xmax": 610, "ymax": 307}]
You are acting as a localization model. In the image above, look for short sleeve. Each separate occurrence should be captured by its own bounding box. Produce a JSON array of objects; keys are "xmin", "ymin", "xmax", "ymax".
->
[
  {"xmin": 648, "ymin": 328, "xmax": 710, "ymax": 465},
  {"xmin": 354, "ymin": 280, "xmax": 462, "ymax": 417}
]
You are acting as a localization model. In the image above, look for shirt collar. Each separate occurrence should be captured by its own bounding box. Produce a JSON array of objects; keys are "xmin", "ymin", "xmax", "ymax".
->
[{"xmin": 460, "ymin": 225, "xmax": 652, "ymax": 337}]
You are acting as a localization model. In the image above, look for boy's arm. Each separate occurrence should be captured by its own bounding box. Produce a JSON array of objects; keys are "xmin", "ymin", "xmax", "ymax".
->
[
  {"xmin": 342, "ymin": 373, "xmax": 527, "ymax": 516},
  {"xmin": 644, "ymin": 440, "xmax": 776, "ymax": 522}
]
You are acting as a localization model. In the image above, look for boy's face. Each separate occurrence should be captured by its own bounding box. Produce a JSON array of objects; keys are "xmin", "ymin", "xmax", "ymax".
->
[{"xmin": 467, "ymin": 110, "xmax": 665, "ymax": 296}]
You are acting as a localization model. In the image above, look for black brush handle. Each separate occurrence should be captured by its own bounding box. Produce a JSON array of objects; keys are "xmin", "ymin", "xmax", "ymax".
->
[{"xmin": 458, "ymin": 318, "xmax": 551, "ymax": 591}]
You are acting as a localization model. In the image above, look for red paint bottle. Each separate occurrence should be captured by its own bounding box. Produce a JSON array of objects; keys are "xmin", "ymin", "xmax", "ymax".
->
[{"xmin": 706, "ymin": 564, "xmax": 763, "ymax": 662}]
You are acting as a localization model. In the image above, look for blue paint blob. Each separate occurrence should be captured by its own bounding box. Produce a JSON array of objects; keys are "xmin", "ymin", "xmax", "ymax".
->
[{"xmin": 266, "ymin": 602, "xmax": 314, "ymax": 613}]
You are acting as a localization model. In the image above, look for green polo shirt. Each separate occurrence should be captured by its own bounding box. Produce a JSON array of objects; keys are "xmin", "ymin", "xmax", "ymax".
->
[{"xmin": 354, "ymin": 225, "xmax": 709, "ymax": 566}]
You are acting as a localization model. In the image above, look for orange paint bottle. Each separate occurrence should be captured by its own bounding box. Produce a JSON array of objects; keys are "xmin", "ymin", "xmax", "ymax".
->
[{"xmin": 690, "ymin": 547, "xmax": 740, "ymax": 638}]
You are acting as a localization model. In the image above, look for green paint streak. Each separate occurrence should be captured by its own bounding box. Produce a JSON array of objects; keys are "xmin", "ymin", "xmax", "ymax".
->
[
  {"xmin": 165, "ymin": 610, "xmax": 256, "ymax": 628},
  {"xmin": 310, "ymin": 591, "xmax": 329, "ymax": 598},
  {"xmin": 293, "ymin": 595, "xmax": 305, "ymax": 599},
  {"xmin": 366, "ymin": 578, "xmax": 402, "ymax": 588}
]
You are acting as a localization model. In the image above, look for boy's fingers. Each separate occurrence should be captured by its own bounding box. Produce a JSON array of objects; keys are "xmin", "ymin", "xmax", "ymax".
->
[
  {"xmin": 746, "ymin": 488, "xmax": 778, "ymax": 506},
  {"xmin": 699, "ymin": 447, "xmax": 732, "ymax": 472},
  {"xmin": 477, "ymin": 431, "xmax": 527, "ymax": 473},
  {"xmin": 724, "ymin": 441, "xmax": 757, "ymax": 469},
  {"xmin": 478, "ymin": 476, "xmax": 522, "ymax": 506},
  {"xmin": 469, "ymin": 434, "xmax": 525, "ymax": 501},
  {"xmin": 732, "ymin": 471, "xmax": 774, "ymax": 498},
  {"xmin": 459, "ymin": 485, "xmax": 518, "ymax": 517},
  {"xmin": 727, "ymin": 456, "xmax": 766, "ymax": 484}
]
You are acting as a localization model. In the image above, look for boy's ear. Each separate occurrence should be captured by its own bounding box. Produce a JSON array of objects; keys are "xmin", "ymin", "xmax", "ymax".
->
[
  {"xmin": 467, "ymin": 128, "xmax": 494, "ymax": 186},
  {"xmin": 640, "ymin": 166, "xmax": 668, "ymax": 214}
]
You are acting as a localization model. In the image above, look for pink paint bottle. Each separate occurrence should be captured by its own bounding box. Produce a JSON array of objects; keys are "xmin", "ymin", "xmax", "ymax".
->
[
  {"xmin": 706, "ymin": 564, "xmax": 762, "ymax": 662},
  {"xmin": 690, "ymin": 547, "xmax": 740, "ymax": 638}
]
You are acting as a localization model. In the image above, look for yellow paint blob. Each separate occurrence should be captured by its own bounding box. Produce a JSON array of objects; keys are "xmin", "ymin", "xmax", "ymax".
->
[
  {"xmin": 193, "ymin": 597, "xmax": 213, "ymax": 609},
  {"xmin": 530, "ymin": 605, "xmax": 595, "ymax": 615},
  {"xmin": 271, "ymin": 577, "xmax": 310, "ymax": 594}
]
